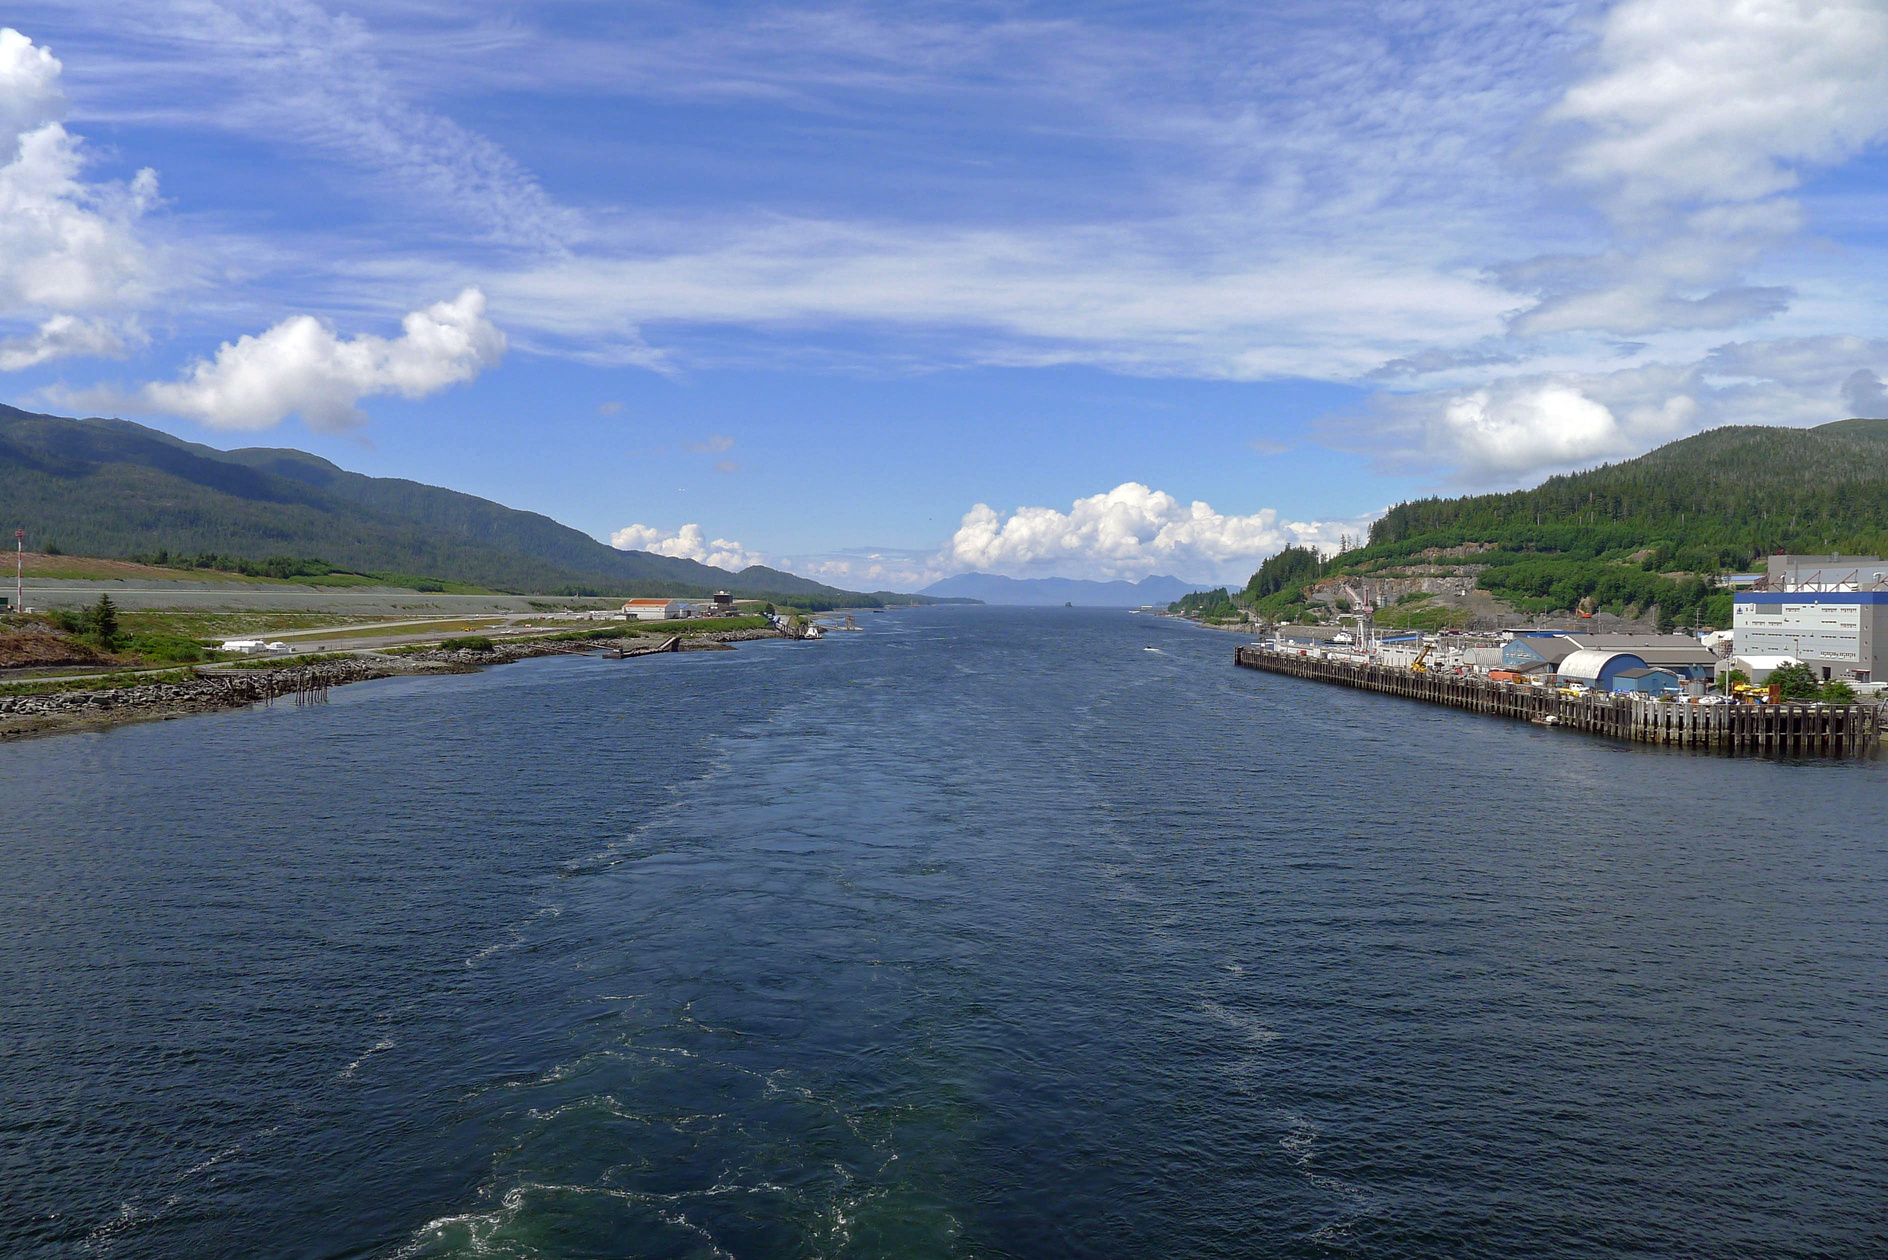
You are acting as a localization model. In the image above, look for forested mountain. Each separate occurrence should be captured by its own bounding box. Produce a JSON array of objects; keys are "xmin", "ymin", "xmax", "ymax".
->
[
  {"xmin": 1370, "ymin": 419, "xmax": 1888, "ymax": 568},
  {"xmin": 1246, "ymin": 419, "xmax": 1888, "ymax": 628},
  {"xmin": 0, "ymin": 406, "xmax": 875, "ymax": 602}
]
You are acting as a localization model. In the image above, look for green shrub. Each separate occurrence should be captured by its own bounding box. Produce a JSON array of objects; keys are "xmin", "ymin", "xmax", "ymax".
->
[
  {"xmin": 1766, "ymin": 662, "xmax": 1821, "ymax": 699},
  {"xmin": 123, "ymin": 633, "xmax": 209, "ymax": 663},
  {"xmin": 54, "ymin": 595, "xmax": 125, "ymax": 649},
  {"xmin": 439, "ymin": 635, "xmax": 495, "ymax": 652}
]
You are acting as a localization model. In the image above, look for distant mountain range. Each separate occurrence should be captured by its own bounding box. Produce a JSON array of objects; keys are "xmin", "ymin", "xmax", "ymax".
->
[
  {"xmin": 0, "ymin": 406, "xmax": 932, "ymax": 604},
  {"xmin": 919, "ymin": 572, "xmax": 1213, "ymax": 606}
]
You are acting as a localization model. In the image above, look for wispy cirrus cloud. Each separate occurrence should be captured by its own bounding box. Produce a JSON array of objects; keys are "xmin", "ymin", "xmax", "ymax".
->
[
  {"xmin": 29, "ymin": 1, "xmax": 577, "ymax": 254},
  {"xmin": 10, "ymin": 0, "xmax": 1888, "ymax": 496},
  {"xmin": 1546, "ymin": 0, "xmax": 1888, "ymax": 220},
  {"xmin": 1361, "ymin": 0, "xmax": 1888, "ymax": 484},
  {"xmin": 9, "ymin": 0, "xmax": 1579, "ymax": 382},
  {"xmin": 1493, "ymin": 0, "xmax": 1888, "ymax": 345},
  {"xmin": 0, "ymin": 313, "xmax": 135, "ymax": 371}
]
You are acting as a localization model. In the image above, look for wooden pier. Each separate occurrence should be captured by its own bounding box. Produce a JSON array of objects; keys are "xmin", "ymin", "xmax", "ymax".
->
[{"xmin": 1235, "ymin": 646, "xmax": 1880, "ymax": 756}]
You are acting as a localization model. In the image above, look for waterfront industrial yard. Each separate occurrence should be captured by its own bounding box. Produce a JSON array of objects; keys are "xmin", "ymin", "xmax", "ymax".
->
[
  {"xmin": 1216, "ymin": 554, "xmax": 1888, "ymax": 758},
  {"xmin": 1238, "ymin": 644, "xmax": 1880, "ymax": 756}
]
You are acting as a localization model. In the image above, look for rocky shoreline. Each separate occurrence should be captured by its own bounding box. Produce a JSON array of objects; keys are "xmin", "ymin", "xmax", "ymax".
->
[{"xmin": 0, "ymin": 627, "xmax": 789, "ymax": 741}]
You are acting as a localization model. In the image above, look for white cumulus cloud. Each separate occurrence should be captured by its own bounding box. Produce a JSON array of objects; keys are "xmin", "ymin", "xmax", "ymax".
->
[
  {"xmin": 610, "ymin": 523, "xmax": 763, "ymax": 572},
  {"xmin": 1331, "ymin": 366, "xmax": 1701, "ymax": 483},
  {"xmin": 0, "ymin": 28, "xmax": 161, "ymax": 360},
  {"xmin": 1330, "ymin": 332, "xmax": 1888, "ymax": 484},
  {"xmin": 1431, "ymin": 384, "xmax": 1640, "ymax": 478},
  {"xmin": 0, "ymin": 26, "xmax": 62, "ymax": 146},
  {"xmin": 137, "ymin": 288, "xmax": 504, "ymax": 430},
  {"xmin": 945, "ymin": 483, "xmax": 1370, "ymax": 584}
]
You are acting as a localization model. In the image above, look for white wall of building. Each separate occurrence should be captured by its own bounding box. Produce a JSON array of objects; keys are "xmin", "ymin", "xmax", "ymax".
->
[{"xmin": 1734, "ymin": 601, "xmax": 1862, "ymax": 663}]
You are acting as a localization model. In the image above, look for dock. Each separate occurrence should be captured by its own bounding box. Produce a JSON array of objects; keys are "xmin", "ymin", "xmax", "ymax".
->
[{"xmin": 1235, "ymin": 646, "xmax": 1880, "ymax": 756}]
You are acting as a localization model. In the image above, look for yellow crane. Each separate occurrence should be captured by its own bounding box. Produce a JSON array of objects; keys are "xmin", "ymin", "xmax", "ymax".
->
[{"xmin": 1410, "ymin": 641, "xmax": 1433, "ymax": 672}]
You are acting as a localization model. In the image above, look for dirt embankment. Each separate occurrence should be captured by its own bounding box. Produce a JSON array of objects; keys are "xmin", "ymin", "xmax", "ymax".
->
[{"xmin": 0, "ymin": 622, "xmax": 109, "ymax": 670}]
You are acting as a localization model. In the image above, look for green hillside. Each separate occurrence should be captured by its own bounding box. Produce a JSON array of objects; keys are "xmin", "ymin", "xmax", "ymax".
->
[
  {"xmin": 1371, "ymin": 419, "xmax": 1888, "ymax": 565},
  {"xmin": 0, "ymin": 406, "xmax": 887, "ymax": 604},
  {"xmin": 1246, "ymin": 419, "xmax": 1888, "ymax": 629}
]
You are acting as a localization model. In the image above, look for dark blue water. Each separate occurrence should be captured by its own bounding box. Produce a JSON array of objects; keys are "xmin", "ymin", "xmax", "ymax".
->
[{"xmin": 4, "ymin": 608, "xmax": 1885, "ymax": 1258}]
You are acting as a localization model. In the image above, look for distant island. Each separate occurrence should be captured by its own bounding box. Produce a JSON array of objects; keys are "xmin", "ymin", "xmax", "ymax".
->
[{"xmin": 920, "ymin": 572, "xmax": 1212, "ymax": 606}]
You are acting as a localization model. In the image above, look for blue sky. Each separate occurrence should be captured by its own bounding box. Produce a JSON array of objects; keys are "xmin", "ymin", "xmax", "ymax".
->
[{"xmin": 3, "ymin": 1, "xmax": 1888, "ymax": 589}]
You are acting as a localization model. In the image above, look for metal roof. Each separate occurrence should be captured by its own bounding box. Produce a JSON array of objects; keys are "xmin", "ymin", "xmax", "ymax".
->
[
  {"xmin": 1557, "ymin": 650, "xmax": 1644, "ymax": 681},
  {"xmin": 1563, "ymin": 634, "xmax": 1716, "ymax": 665},
  {"xmin": 1513, "ymin": 636, "xmax": 1579, "ymax": 663}
]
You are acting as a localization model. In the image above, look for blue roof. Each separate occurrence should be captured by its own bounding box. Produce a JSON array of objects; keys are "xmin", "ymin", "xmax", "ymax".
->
[{"xmin": 1736, "ymin": 591, "xmax": 1888, "ymax": 605}]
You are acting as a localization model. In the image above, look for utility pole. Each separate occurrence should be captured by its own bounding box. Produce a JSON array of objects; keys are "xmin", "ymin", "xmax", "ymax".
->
[{"xmin": 13, "ymin": 529, "xmax": 20, "ymax": 614}]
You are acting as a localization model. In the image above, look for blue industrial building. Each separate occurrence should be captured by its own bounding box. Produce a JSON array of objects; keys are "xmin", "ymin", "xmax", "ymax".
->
[{"xmin": 1608, "ymin": 667, "xmax": 1685, "ymax": 695}]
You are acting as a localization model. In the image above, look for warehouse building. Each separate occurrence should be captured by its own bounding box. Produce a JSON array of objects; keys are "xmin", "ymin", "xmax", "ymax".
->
[
  {"xmin": 622, "ymin": 598, "xmax": 685, "ymax": 621},
  {"xmin": 1502, "ymin": 633, "xmax": 1717, "ymax": 680},
  {"xmin": 1556, "ymin": 649, "xmax": 1658, "ymax": 691},
  {"xmin": 1734, "ymin": 555, "xmax": 1888, "ymax": 683},
  {"xmin": 1608, "ymin": 666, "xmax": 1686, "ymax": 695}
]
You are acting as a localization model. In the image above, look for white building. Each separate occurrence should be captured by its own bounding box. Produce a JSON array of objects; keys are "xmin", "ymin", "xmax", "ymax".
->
[
  {"xmin": 220, "ymin": 639, "xmax": 289, "ymax": 654},
  {"xmin": 622, "ymin": 598, "xmax": 685, "ymax": 621},
  {"xmin": 1733, "ymin": 555, "xmax": 1888, "ymax": 683},
  {"xmin": 1719, "ymin": 654, "xmax": 1803, "ymax": 684}
]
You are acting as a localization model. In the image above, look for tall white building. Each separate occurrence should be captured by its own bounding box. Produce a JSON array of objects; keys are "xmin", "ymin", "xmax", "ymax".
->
[{"xmin": 1733, "ymin": 556, "xmax": 1888, "ymax": 683}]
